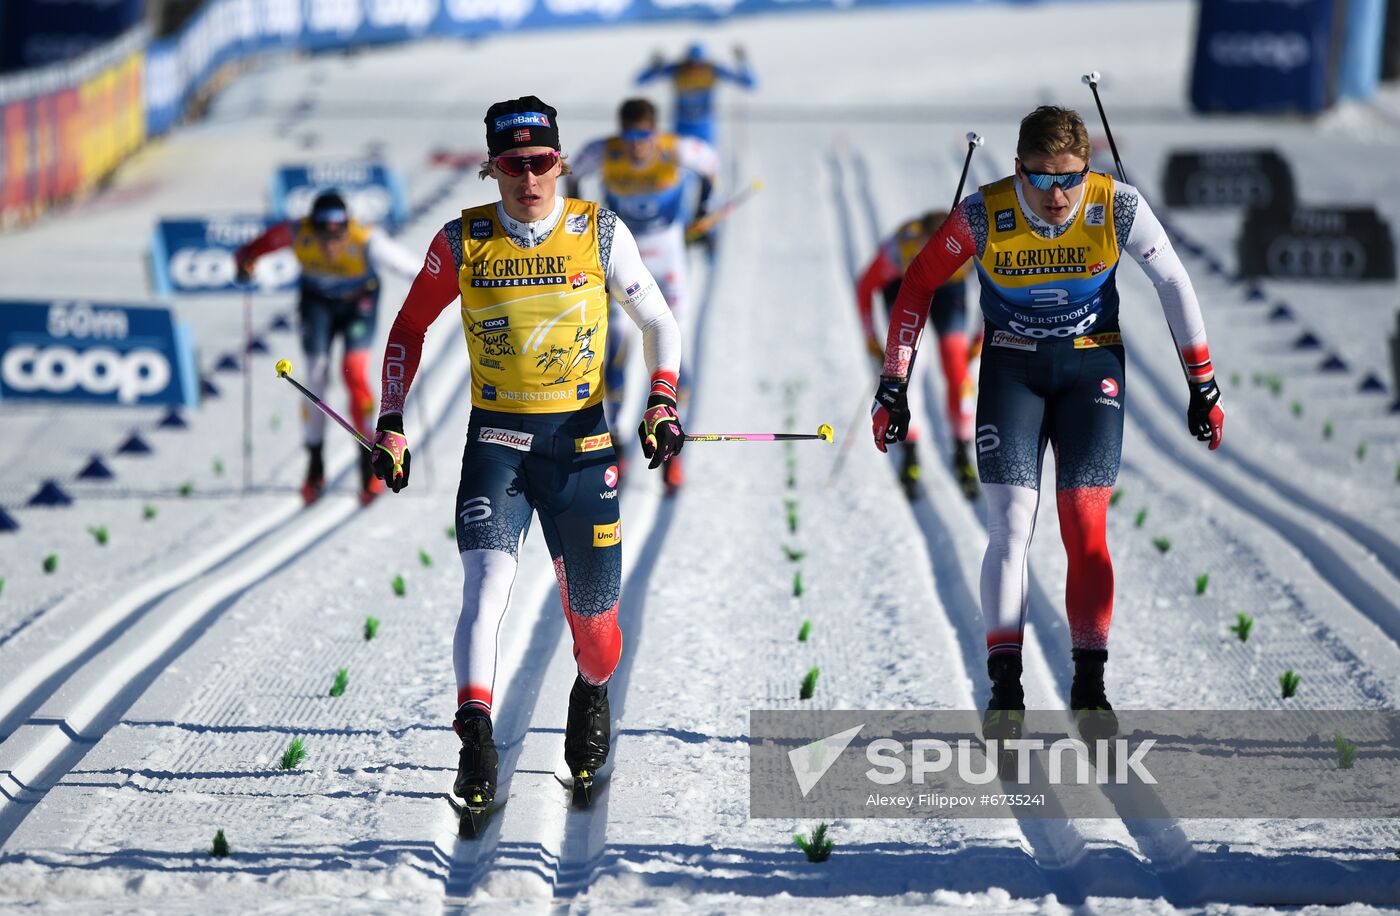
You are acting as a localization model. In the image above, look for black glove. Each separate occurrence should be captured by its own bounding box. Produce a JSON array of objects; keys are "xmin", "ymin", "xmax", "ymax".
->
[
  {"xmin": 871, "ymin": 375, "xmax": 911, "ymax": 453},
  {"xmin": 638, "ymin": 393, "xmax": 684, "ymax": 469},
  {"xmin": 371, "ymin": 413, "xmax": 412, "ymax": 492},
  {"xmin": 1186, "ymin": 378, "xmax": 1225, "ymax": 451}
]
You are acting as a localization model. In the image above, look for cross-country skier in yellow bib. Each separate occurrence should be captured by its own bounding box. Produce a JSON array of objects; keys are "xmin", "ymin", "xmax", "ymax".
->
[{"xmin": 368, "ymin": 96, "xmax": 684, "ymax": 813}]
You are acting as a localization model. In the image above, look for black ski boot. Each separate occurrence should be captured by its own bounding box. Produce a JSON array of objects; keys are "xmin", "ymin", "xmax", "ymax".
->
[
  {"xmin": 983, "ymin": 653, "xmax": 1025, "ymax": 780},
  {"xmin": 1070, "ymin": 648, "xmax": 1118, "ymax": 740},
  {"xmin": 301, "ymin": 444, "xmax": 325, "ymax": 505},
  {"xmin": 898, "ymin": 441, "xmax": 922, "ymax": 500},
  {"xmin": 953, "ymin": 439, "xmax": 979, "ymax": 501},
  {"xmin": 453, "ymin": 708, "xmax": 499, "ymax": 807},
  {"xmin": 982, "ymin": 653, "xmax": 1025, "ymax": 741},
  {"xmin": 563, "ymin": 674, "xmax": 611, "ymax": 806}
]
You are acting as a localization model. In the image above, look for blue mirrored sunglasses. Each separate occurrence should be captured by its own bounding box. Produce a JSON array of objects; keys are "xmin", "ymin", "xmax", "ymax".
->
[
  {"xmin": 621, "ymin": 129, "xmax": 655, "ymax": 142},
  {"xmin": 1023, "ymin": 167, "xmax": 1090, "ymax": 192}
]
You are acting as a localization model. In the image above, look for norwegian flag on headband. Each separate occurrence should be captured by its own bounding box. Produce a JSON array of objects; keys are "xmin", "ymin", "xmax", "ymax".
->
[{"xmin": 513, "ymin": 128, "xmax": 531, "ymax": 144}]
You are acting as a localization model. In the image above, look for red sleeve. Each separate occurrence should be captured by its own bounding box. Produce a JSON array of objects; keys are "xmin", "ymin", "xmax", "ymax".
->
[
  {"xmin": 379, "ymin": 229, "xmax": 460, "ymax": 417},
  {"xmin": 234, "ymin": 222, "xmax": 293, "ymax": 266},
  {"xmin": 1180, "ymin": 342, "xmax": 1215, "ymax": 384},
  {"xmin": 855, "ymin": 249, "xmax": 900, "ymax": 340},
  {"xmin": 881, "ymin": 203, "xmax": 976, "ymax": 377}
]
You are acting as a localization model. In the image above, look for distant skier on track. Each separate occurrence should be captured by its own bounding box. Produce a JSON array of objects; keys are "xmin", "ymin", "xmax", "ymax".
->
[
  {"xmin": 856, "ymin": 209, "xmax": 981, "ymax": 500},
  {"xmin": 568, "ymin": 97, "xmax": 718, "ymax": 493},
  {"xmin": 368, "ymin": 96, "xmax": 684, "ymax": 826},
  {"xmin": 870, "ymin": 106, "xmax": 1225, "ymax": 743},
  {"xmin": 235, "ymin": 190, "xmax": 420, "ymax": 504},
  {"xmin": 635, "ymin": 43, "xmax": 755, "ymax": 146}
]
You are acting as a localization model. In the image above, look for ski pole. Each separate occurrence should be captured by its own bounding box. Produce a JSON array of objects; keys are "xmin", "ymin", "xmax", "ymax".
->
[
  {"xmin": 1081, "ymin": 72, "xmax": 1128, "ymax": 184},
  {"xmin": 243, "ymin": 290, "xmax": 254, "ymax": 493},
  {"xmin": 686, "ymin": 424, "xmax": 834, "ymax": 444},
  {"xmin": 828, "ymin": 130, "xmax": 984, "ymax": 486},
  {"xmin": 1081, "ymin": 72, "xmax": 1191, "ymax": 379},
  {"xmin": 274, "ymin": 358, "xmax": 373, "ymax": 452},
  {"xmin": 686, "ymin": 179, "xmax": 764, "ymax": 242},
  {"xmin": 952, "ymin": 132, "xmax": 984, "ymax": 210}
]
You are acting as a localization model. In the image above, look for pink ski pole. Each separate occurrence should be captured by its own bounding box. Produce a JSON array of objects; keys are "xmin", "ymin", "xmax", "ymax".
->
[
  {"xmin": 275, "ymin": 358, "xmax": 373, "ymax": 451},
  {"xmin": 685, "ymin": 424, "xmax": 834, "ymax": 444}
]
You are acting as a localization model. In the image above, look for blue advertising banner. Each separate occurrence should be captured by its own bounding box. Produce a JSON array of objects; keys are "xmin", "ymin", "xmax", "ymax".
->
[
  {"xmin": 144, "ymin": 0, "xmax": 1033, "ymax": 139},
  {"xmin": 0, "ymin": 300, "xmax": 198, "ymax": 407},
  {"xmin": 268, "ymin": 162, "xmax": 408, "ymax": 229},
  {"xmin": 1190, "ymin": 0, "xmax": 1341, "ymax": 114},
  {"xmin": 150, "ymin": 216, "xmax": 301, "ymax": 296}
]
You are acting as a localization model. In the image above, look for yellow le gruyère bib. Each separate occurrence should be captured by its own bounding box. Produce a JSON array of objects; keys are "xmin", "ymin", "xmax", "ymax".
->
[
  {"xmin": 292, "ymin": 218, "xmax": 376, "ymax": 295},
  {"xmin": 457, "ymin": 199, "xmax": 609, "ymax": 413},
  {"xmin": 972, "ymin": 172, "xmax": 1123, "ymax": 338}
]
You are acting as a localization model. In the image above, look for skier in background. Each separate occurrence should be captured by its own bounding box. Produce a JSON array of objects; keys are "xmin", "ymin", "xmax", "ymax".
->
[
  {"xmin": 635, "ymin": 42, "xmax": 755, "ymax": 147},
  {"xmin": 368, "ymin": 96, "xmax": 684, "ymax": 812},
  {"xmin": 235, "ymin": 190, "xmax": 419, "ymax": 504},
  {"xmin": 871, "ymin": 106, "xmax": 1225, "ymax": 744},
  {"xmin": 568, "ymin": 97, "xmax": 718, "ymax": 493},
  {"xmin": 856, "ymin": 209, "xmax": 980, "ymax": 500}
]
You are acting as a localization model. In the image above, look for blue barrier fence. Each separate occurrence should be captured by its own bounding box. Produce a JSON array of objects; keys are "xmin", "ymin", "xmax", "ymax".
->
[{"xmin": 139, "ymin": 0, "xmax": 1170, "ymax": 138}]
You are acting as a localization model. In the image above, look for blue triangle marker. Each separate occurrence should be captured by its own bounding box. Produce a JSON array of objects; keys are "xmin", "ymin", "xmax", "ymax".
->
[
  {"xmin": 1246, "ymin": 285, "xmax": 1266, "ymax": 302},
  {"xmin": 117, "ymin": 433, "xmax": 153, "ymax": 455},
  {"xmin": 1359, "ymin": 374, "xmax": 1387, "ymax": 394},
  {"xmin": 1293, "ymin": 332, "xmax": 1322, "ymax": 350},
  {"xmin": 1268, "ymin": 304, "xmax": 1293, "ymax": 322},
  {"xmin": 28, "ymin": 480, "xmax": 73, "ymax": 507},
  {"xmin": 247, "ymin": 337, "xmax": 269, "ymax": 354},
  {"xmin": 158, "ymin": 409, "xmax": 188, "ymax": 429},
  {"xmin": 0, "ymin": 505, "xmax": 18, "ymax": 532},
  {"xmin": 77, "ymin": 456, "xmax": 115, "ymax": 480},
  {"xmin": 215, "ymin": 353, "xmax": 241, "ymax": 373},
  {"xmin": 270, "ymin": 313, "xmax": 293, "ymax": 332},
  {"xmin": 1319, "ymin": 354, "xmax": 1348, "ymax": 373},
  {"xmin": 201, "ymin": 377, "xmax": 221, "ymax": 398}
]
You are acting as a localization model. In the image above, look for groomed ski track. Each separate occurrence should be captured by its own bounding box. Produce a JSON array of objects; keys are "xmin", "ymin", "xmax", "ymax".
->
[{"xmin": 1, "ymin": 3, "xmax": 1400, "ymax": 912}]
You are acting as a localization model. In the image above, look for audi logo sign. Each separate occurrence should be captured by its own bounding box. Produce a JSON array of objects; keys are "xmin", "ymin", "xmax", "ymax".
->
[
  {"xmin": 0, "ymin": 301, "xmax": 198, "ymax": 407},
  {"xmin": 1238, "ymin": 207, "xmax": 1397, "ymax": 281},
  {"xmin": 1164, "ymin": 150, "xmax": 1295, "ymax": 210},
  {"xmin": 1264, "ymin": 237, "xmax": 1367, "ymax": 279}
]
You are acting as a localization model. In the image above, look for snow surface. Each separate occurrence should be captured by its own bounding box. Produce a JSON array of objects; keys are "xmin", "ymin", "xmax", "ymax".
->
[{"xmin": 2, "ymin": 1, "xmax": 1400, "ymax": 912}]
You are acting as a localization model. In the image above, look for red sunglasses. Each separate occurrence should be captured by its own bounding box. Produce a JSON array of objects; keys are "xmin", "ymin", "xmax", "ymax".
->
[{"xmin": 493, "ymin": 151, "xmax": 561, "ymax": 178}]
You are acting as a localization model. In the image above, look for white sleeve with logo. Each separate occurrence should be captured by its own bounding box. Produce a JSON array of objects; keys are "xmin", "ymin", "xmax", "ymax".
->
[
  {"xmin": 603, "ymin": 211, "xmax": 681, "ymax": 377},
  {"xmin": 367, "ymin": 229, "xmax": 426, "ymax": 281},
  {"xmin": 1118, "ymin": 183, "xmax": 1209, "ymax": 352}
]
